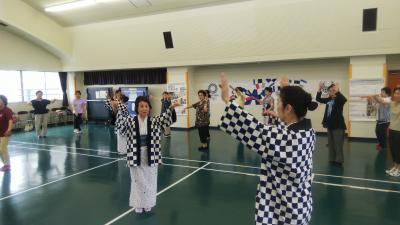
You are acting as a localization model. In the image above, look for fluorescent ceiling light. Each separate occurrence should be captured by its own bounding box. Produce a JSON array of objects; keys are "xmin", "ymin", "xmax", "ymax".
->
[
  {"xmin": 45, "ymin": 0, "xmax": 96, "ymax": 12},
  {"xmin": 128, "ymin": 0, "xmax": 152, "ymax": 7}
]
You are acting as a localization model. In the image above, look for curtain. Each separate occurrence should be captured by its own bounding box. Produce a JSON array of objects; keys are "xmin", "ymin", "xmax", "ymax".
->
[
  {"xmin": 59, "ymin": 72, "xmax": 69, "ymax": 107},
  {"xmin": 84, "ymin": 68, "xmax": 167, "ymax": 85}
]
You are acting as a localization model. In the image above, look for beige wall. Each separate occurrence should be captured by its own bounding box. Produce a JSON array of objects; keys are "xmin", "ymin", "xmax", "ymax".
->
[
  {"xmin": 62, "ymin": 0, "xmax": 400, "ymax": 71},
  {"xmin": 0, "ymin": 28, "xmax": 62, "ymax": 71},
  {"xmin": 0, "ymin": 0, "xmax": 72, "ymax": 59}
]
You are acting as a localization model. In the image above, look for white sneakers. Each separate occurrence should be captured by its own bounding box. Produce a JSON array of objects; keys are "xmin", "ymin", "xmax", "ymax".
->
[{"xmin": 386, "ymin": 167, "xmax": 400, "ymax": 177}]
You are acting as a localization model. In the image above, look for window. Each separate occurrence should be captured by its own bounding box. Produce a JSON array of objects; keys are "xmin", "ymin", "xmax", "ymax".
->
[
  {"xmin": 0, "ymin": 70, "xmax": 23, "ymax": 102},
  {"xmin": 22, "ymin": 71, "xmax": 63, "ymax": 101},
  {"xmin": 44, "ymin": 72, "xmax": 63, "ymax": 100},
  {"xmin": 22, "ymin": 71, "xmax": 46, "ymax": 101}
]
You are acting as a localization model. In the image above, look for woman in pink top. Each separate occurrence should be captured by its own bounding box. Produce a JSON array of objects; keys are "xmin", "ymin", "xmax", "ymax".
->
[{"xmin": 72, "ymin": 91, "xmax": 87, "ymax": 134}]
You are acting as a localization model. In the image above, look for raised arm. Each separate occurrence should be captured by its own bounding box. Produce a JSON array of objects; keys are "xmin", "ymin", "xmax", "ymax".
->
[
  {"xmin": 113, "ymin": 101, "xmax": 135, "ymax": 136},
  {"xmin": 104, "ymin": 99, "xmax": 113, "ymax": 112},
  {"xmin": 372, "ymin": 95, "xmax": 391, "ymax": 105},
  {"xmin": 153, "ymin": 102, "xmax": 180, "ymax": 127},
  {"xmin": 219, "ymin": 73, "xmax": 295, "ymax": 162},
  {"xmin": 316, "ymin": 91, "xmax": 330, "ymax": 104},
  {"xmin": 316, "ymin": 81, "xmax": 330, "ymax": 104}
]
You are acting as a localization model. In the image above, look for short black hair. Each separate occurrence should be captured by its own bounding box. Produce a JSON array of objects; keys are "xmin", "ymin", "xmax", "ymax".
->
[
  {"xmin": 0, "ymin": 95, "xmax": 8, "ymax": 106},
  {"xmin": 75, "ymin": 90, "xmax": 82, "ymax": 95},
  {"xmin": 36, "ymin": 90, "xmax": 43, "ymax": 95},
  {"xmin": 198, "ymin": 90, "xmax": 206, "ymax": 96},
  {"xmin": 264, "ymin": 87, "xmax": 273, "ymax": 93},
  {"xmin": 205, "ymin": 90, "xmax": 210, "ymax": 97},
  {"xmin": 280, "ymin": 86, "xmax": 318, "ymax": 119},
  {"xmin": 134, "ymin": 96, "xmax": 152, "ymax": 113},
  {"xmin": 381, "ymin": 87, "xmax": 391, "ymax": 96}
]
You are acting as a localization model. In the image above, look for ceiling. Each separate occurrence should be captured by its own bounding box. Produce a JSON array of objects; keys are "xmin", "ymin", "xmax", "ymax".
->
[{"xmin": 22, "ymin": 0, "xmax": 250, "ymax": 27}]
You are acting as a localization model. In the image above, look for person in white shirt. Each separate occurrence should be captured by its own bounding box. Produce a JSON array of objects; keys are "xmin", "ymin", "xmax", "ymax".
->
[{"xmin": 366, "ymin": 87, "xmax": 392, "ymax": 150}]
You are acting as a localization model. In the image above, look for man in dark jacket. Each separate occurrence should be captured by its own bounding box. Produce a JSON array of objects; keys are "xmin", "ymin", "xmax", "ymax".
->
[{"xmin": 316, "ymin": 82, "xmax": 347, "ymax": 166}]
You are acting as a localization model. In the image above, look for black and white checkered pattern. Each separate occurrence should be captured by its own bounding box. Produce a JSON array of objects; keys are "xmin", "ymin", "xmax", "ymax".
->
[
  {"xmin": 105, "ymin": 100, "xmax": 129, "ymax": 134},
  {"xmin": 116, "ymin": 102, "xmax": 173, "ymax": 167},
  {"xmin": 220, "ymin": 102, "xmax": 315, "ymax": 225},
  {"xmin": 104, "ymin": 100, "xmax": 113, "ymax": 112}
]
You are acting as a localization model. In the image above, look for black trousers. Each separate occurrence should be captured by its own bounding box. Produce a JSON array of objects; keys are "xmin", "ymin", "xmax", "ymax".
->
[
  {"xmin": 197, "ymin": 126, "xmax": 209, "ymax": 144},
  {"xmin": 375, "ymin": 122, "xmax": 389, "ymax": 148},
  {"xmin": 74, "ymin": 114, "xmax": 83, "ymax": 131},
  {"xmin": 389, "ymin": 129, "xmax": 400, "ymax": 164}
]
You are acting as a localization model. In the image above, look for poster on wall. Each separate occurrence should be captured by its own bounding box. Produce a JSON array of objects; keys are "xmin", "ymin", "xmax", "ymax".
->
[
  {"xmin": 204, "ymin": 76, "xmax": 311, "ymax": 106},
  {"xmin": 349, "ymin": 79, "xmax": 384, "ymax": 121},
  {"xmin": 95, "ymin": 90, "xmax": 108, "ymax": 99},
  {"xmin": 167, "ymin": 83, "xmax": 187, "ymax": 115}
]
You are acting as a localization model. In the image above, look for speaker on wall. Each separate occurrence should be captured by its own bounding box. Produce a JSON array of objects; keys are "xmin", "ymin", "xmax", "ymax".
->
[
  {"xmin": 163, "ymin": 31, "xmax": 174, "ymax": 49},
  {"xmin": 362, "ymin": 8, "xmax": 377, "ymax": 32}
]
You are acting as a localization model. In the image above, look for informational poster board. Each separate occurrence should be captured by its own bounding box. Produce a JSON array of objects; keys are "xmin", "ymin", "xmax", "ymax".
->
[
  {"xmin": 167, "ymin": 83, "xmax": 187, "ymax": 115},
  {"xmin": 349, "ymin": 79, "xmax": 384, "ymax": 121},
  {"xmin": 95, "ymin": 90, "xmax": 108, "ymax": 99}
]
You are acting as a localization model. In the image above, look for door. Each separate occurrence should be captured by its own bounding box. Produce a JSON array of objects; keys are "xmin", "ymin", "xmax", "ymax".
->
[{"xmin": 388, "ymin": 71, "xmax": 400, "ymax": 94}]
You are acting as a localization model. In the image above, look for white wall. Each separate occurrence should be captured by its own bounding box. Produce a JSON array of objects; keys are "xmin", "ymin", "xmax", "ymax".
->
[
  {"xmin": 191, "ymin": 58, "xmax": 350, "ymax": 132},
  {"xmin": 0, "ymin": 0, "xmax": 72, "ymax": 59},
  {"xmin": 62, "ymin": 0, "xmax": 400, "ymax": 71},
  {"xmin": 0, "ymin": 28, "xmax": 62, "ymax": 71},
  {"xmin": 0, "ymin": 28, "xmax": 63, "ymax": 114}
]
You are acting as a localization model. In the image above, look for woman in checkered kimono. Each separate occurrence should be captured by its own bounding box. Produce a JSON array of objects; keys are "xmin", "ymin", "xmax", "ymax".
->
[
  {"xmin": 219, "ymin": 74, "xmax": 318, "ymax": 225},
  {"xmin": 111, "ymin": 96, "xmax": 179, "ymax": 213}
]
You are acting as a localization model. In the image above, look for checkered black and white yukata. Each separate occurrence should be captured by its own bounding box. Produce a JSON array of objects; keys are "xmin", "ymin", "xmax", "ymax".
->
[
  {"xmin": 115, "ymin": 102, "xmax": 174, "ymax": 167},
  {"xmin": 105, "ymin": 100, "xmax": 130, "ymax": 154},
  {"xmin": 220, "ymin": 102, "xmax": 316, "ymax": 225},
  {"xmin": 115, "ymin": 102, "xmax": 174, "ymax": 210}
]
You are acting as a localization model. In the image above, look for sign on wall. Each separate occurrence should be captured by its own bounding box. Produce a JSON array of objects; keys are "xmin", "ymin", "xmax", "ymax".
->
[
  {"xmin": 205, "ymin": 76, "xmax": 310, "ymax": 106},
  {"xmin": 349, "ymin": 79, "xmax": 384, "ymax": 121},
  {"xmin": 167, "ymin": 83, "xmax": 187, "ymax": 115}
]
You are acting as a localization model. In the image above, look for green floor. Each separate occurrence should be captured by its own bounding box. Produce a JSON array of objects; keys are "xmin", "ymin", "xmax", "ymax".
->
[{"xmin": 0, "ymin": 124, "xmax": 399, "ymax": 225}]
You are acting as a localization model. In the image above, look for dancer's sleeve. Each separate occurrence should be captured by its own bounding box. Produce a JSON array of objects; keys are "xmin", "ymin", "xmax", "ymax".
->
[
  {"xmin": 104, "ymin": 99, "xmax": 113, "ymax": 111},
  {"xmin": 153, "ymin": 108, "xmax": 174, "ymax": 128},
  {"xmin": 267, "ymin": 116, "xmax": 286, "ymax": 128},
  {"xmin": 219, "ymin": 102, "xmax": 303, "ymax": 164},
  {"xmin": 118, "ymin": 103, "xmax": 130, "ymax": 117},
  {"xmin": 115, "ymin": 102, "xmax": 135, "ymax": 136}
]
